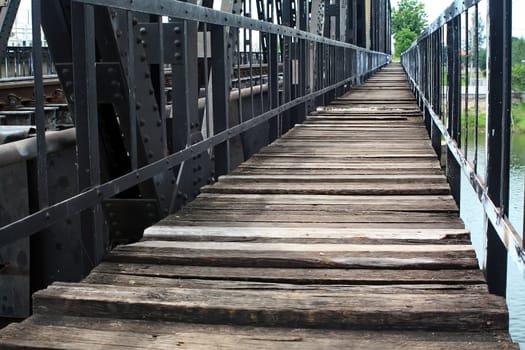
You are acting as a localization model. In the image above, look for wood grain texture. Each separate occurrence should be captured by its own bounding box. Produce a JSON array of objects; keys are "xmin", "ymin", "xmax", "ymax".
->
[
  {"xmin": 0, "ymin": 315, "xmax": 517, "ymax": 349},
  {"xmin": 0, "ymin": 62, "xmax": 517, "ymax": 348},
  {"xmin": 32, "ymin": 282, "xmax": 509, "ymax": 331}
]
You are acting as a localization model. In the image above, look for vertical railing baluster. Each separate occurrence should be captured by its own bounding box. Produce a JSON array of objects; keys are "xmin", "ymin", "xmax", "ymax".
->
[
  {"xmin": 71, "ymin": 2, "xmax": 104, "ymax": 273},
  {"xmin": 485, "ymin": 0, "xmax": 512, "ymax": 296},
  {"xmin": 474, "ymin": 4, "xmax": 479, "ymax": 174},
  {"xmin": 31, "ymin": 0, "xmax": 48, "ymax": 209},
  {"xmin": 203, "ymin": 23, "xmax": 211, "ymax": 141},
  {"xmin": 236, "ymin": 27, "xmax": 243, "ymax": 124},
  {"xmin": 268, "ymin": 31, "xmax": 279, "ymax": 141},
  {"xmin": 127, "ymin": 11, "xmax": 138, "ymax": 170},
  {"xmin": 431, "ymin": 30, "xmax": 442, "ymax": 161},
  {"xmin": 210, "ymin": 24, "xmax": 230, "ymax": 177},
  {"xmin": 464, "ymin": 10, "xmax": 469, "ymax": 159},
  {"xmin": 282, "ymin": 0, "xmax": 292, "ymax": 131},
  {"xmin": 446, "ymin": 15, "xmax": 462, "ymax": 207}
]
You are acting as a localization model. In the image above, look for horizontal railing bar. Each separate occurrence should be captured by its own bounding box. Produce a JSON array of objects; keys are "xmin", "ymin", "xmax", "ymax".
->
[
  {"xmin": 0, "ymin": 59, "xmax": 386, "ymax": 246},
  {"xmin": 404, "ymin": 72, "xmax": 525, "ymax": 279},
  {"xmin": 74, "ymin": 0, "xmax": 386, "ymax": 56}
]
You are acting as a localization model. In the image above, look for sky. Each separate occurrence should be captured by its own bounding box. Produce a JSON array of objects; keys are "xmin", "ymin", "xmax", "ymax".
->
[{"xmin": 390, "ymin": 0, "xmax": 525, "ymax": 38}]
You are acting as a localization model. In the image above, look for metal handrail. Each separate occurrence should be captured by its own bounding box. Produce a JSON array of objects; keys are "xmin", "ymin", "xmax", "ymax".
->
[{"xmin": 401, "ymin": 0, "xmax": 524, "ymax": 296}]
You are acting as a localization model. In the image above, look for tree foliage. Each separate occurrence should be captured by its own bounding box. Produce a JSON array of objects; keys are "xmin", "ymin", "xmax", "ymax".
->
[
  {"xmin": 512, "ymin": 37, "xmax": 525, "ymax": 66},
  {"xmin": 394, "ymin": 29, "xmax": 418, "ymax": 57},
  {"xmin": 392, "ymin": 0, "xmax": 427, "ymax": 57},
  {"xmin": 511, "ymin": 37, "xmax": 525, "ymax": 92},
  {"xmin": 513, "ymin": 64, "xmax": 525, "ymax": 92}
]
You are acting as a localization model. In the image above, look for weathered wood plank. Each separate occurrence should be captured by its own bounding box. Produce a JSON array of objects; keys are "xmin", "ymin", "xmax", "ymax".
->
[
  {"xmin": 0, "ymin": 316, "xmax": 516, "ymax": 350},
  {"xmin": 201, "ymin": 182, "xmax": 452, "ymax": 195},
  {"xmin": 218, "ymin": 174, "xmax": 448, "ymax": 183},
  {"xmin": 82, "ymin": 273, "xmax": 490, "ymax": 294},
  {"xmin": 93, "ymin": 262, "xmax": 486, "ymax": 285},
  {"xmin": 156, "ymin": 220, "xmax": 467, "ymax": 229},
  {"xmin": 32, "ymin": 282, "xmax": 509, "ymax": 331},
  {"xmin": 164, "ymin": 216, "xmax": 464, "ymax": 227},
  {"xmin": 106, "ymin": 245, "xmax": 478, "ymax": 269},
  {"xmin": 238, "ymin": 160, "xmax": 442, "ymax": 169},
  {"xmin": 127, "ymin": 241, "xmax": 475, "ymax": 253},
  {"xmin": 234, "ymin": 168, "xmax": 444, "ymax": 175},
  {"xmin": 247, "ymin": 155, "xmax": 442, "ymax": 162},
  {"xmin": 168, "ymin": 211, "xmax": 463, "ymax": 224},
  {"xmin": 143, "ymin": 225, "xmax": 469, "ymax": 241},
  {"xmin": 189, "ymin": 193, "xmax": 459, "ymax": 211}
]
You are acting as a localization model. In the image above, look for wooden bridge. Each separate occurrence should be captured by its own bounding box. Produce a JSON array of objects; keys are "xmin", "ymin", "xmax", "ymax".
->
[{"xmin": 0, "ymin": 63, "xmax": 517, "ymax": 348}]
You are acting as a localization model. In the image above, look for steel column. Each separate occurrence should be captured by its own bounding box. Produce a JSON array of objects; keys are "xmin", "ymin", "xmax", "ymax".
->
[
  {"xmin": 211, "ymin": 24, "xmax": 231, "ymax": 177},
  {"xmin": 71, "ymin": 3, "xmax": 106, "ymax": 274},
  {"xmin": 485, "ymin": 0, "xmax": 512, "ymax": 297},
  {"xmin": 446, "ymin": 16, "xmax": 462, "ymax": 207}
]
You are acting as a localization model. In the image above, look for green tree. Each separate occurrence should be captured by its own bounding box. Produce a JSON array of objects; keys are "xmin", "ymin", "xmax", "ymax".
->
[
  {"xmin": 512, "ymin": 37, "xmax": 525, "ymax": 66},
  {"xmin": 394, "ymin": 28, "xmax": 418, "ymax": 56},
  {"xmin": 513, "ymin": 64, "xmax": 525, "ymax": 92},
  {"xmin": 392, "ymin": 0, "xmax": 427, "ymax": 57},
  {"xmin": 511, "ymin": 37, "xmax": 525, "ymax": 92}
]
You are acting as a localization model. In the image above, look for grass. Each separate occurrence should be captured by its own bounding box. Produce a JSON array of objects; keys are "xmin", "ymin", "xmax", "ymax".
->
[
  {"xmin": 512, "ymin": 102, "xmax": 525, "ymax": 132},
  {"xmin": 463, "ymin": 102, "xmax": 525, "ymax": 133},
  {"xmin": 464, "ymin": 107, "xmax": 486, "ymax": 130}
]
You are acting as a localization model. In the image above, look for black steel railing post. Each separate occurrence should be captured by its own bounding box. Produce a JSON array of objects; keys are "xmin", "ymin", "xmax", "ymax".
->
[
  {"xmin": 485, "ymin": 0, "xmax": 512, "ymax": 296},
  {"xmin": 71, "ymin": 2, "xmax": 105, "ymax": 274},
  {"xmin": 210, "ymin": 24, "xmax": 231, "ymax": 178},
  {"xmin": 31, "ymin": 0, "xmax": 48, "ymax": 209},
  {"xmin": 268, "ymin": 32, "xmax": 279, "ymax": 142},
  {"xmin": 281, "ymin": 0, "xmax": 292, "ymax": 132},
  {"xmin": 446, "ymin": 16, "xmax": 462, "ymax": 207},
  {"xmin": 431, "ymin": 30, "xmax": 442, "ymax": 161}
]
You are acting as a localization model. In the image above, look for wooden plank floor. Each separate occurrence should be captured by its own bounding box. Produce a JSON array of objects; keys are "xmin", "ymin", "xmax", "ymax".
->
[{"xmin": 0, "ymin": 63, "xmax": 518, "ymax": 349}]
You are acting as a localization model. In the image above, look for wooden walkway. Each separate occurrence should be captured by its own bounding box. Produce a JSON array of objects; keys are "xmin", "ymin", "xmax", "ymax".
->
[{"xmin": 0, "ymin": 63, "xmax": 518, "ymax": 349}]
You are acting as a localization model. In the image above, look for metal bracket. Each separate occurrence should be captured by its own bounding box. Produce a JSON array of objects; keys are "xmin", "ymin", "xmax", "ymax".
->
[
  {"xmin": 96, "ymin": 63, "xmax": 126, "ymax": 103},
  {"xmin": 136, "ymin": 22, "xmax": 182, "ymax": 65},
  {"xmin": 103, "ymin": 199, "xmax": 160, "ymax": 244}
]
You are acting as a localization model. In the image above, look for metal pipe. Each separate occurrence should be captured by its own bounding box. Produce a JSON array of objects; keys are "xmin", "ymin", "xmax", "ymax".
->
[
  {"xmin": 0, "ymin": 83, "xmax": 269, "ymax": 168},
  {"xmin": 0, "ymin": 128, "xmax": 76, "ymax": 167}
]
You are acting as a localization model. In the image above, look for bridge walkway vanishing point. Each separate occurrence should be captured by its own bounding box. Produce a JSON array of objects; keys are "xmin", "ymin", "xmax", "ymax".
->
[{"xmin": 0, "ymin": 63, "xmax": 518, "ymax": 349}]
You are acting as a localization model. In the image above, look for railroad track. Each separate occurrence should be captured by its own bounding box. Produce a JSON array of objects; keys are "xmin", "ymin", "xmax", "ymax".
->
[{"xmin": 0, "ymin": 63, "xmax": 276, "ymax": 110}]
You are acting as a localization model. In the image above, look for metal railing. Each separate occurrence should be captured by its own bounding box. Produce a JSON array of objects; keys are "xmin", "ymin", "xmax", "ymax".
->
[
  {"xmin": 0, "ymin": 0, "xmax": 390, "ymax": 317},
  {"xmin": 402, "ymin": 0, "xmax": 524, "ymax": 296}
]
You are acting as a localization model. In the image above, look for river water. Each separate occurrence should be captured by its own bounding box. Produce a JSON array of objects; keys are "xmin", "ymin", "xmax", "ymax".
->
[{"xmin": 460, "ymin": 133, "xmax": 525, "ymax": 346}]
